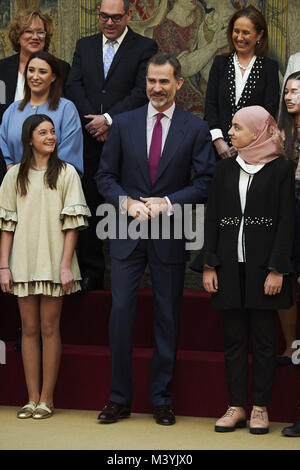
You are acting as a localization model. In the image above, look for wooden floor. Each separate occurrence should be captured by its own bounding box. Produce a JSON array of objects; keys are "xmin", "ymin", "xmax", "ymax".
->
[{"xmin": 1, "ymin": 406, "xmax": 299, "ymax": 451}]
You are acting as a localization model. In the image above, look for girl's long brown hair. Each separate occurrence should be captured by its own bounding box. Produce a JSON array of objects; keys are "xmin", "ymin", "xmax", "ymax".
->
[
  {"xmin": 17, "ymin": 114, "xmax": 66, "ymax": 197},
  {"xmin": 278, "ymin": 71, "xmax": 300, "ymax": 162}
]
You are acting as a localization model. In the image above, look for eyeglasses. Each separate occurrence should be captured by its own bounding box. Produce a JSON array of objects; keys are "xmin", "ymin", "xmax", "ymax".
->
[
  {"xmin": 22, "ymin": 29, "xmax": 47, "ymax": 38},
  {"xmin": 98, "ymin": 12, "xmax": 127, "ymax": 23}
]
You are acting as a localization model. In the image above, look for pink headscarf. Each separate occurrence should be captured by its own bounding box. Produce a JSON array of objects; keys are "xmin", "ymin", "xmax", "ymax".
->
[{"xmin": 233, "ymin": 106, "xmax": 285, "ymax": 165}]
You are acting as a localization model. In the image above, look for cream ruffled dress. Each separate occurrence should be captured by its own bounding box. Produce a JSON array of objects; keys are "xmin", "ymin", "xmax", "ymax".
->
[{"xmin": 0, "ymin": 163, "xmax": 91, "ymax": 297}]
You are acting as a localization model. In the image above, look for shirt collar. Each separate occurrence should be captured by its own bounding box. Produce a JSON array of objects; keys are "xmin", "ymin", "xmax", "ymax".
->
[
  {"xmin": 236, "ymin": 155, "xmax": 265, "ymax": 174},
  {"xmin": 147, "ymin": 101, "xmax": 176, "ymax": 120},
  {"xmin": 103, "ymin": 26, "xmax": 128, "ymax": 46}
]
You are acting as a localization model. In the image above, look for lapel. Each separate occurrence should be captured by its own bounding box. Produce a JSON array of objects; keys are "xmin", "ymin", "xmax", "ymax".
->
[
  {"xmin": 104, "ymin": 27, "xmax": 135, "ymax": 82},
  {"xmin": 91, "ymin": 34, "xmax": 105, "ymax": 83},
  {"xmin": 6, "ymin": 54, "xmax": 19, "ymax": 104},
  {"xmin": 234, "ymin": 158, "xmax": 266, "ymax": 216},
  {"xmin": 232, "ymin": 159, "xmax": 243, "ymax": 215},
  {"xmin": 129, "ymin": 105, "xmax": 189, "ymax": 187},
  {"xmin": 237, "ymin": 57, "xmax": 263, "ymax": 109},
  {"xmin": 130, "ymin": 105, "xmax": 151, "ymax": 187},
  {"xmin": 154, "ymin": 105, "xmax": 188, "ymax": 183},
  {"xmin": 227, "ymin": 54, "xmax": 264, "ymax": 112}
]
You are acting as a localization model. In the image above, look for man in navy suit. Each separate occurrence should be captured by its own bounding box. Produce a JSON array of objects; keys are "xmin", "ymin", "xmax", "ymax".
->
[
  {"xmin": 66, "ymin": 0, "xmax": 157, "ymax": 291},
  {"xmin": 96, "ymin": 52, "xmax": 215, "ymax": 425}
]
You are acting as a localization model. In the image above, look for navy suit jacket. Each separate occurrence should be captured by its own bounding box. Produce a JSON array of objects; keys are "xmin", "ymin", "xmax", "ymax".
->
[
  {"xmin": 66, "ymin": 27, "xmax": 158, "ymax": 161},
  {"xmin": 96, "ymin": 104, "xmax": 216, "ymax": 264}
]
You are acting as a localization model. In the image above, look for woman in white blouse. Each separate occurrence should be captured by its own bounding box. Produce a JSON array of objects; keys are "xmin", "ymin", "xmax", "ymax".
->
[{"xmin": 204, "ymin": 6, "xmax": 279, "ymax": 159}]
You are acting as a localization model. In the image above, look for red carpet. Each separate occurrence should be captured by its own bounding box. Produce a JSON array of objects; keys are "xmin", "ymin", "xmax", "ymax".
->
[{"xmin": 1, "ymin": 289, "xmax": 299, "ymax": 422}]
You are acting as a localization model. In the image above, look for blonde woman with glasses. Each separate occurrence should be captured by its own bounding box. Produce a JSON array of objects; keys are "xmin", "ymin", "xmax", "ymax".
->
[{"xmin": 0, "ymin": 9, "xmax": 70, "ymax": 124}]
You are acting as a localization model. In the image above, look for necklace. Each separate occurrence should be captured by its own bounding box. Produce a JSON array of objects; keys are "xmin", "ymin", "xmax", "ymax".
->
[{"xmin": 235, "ymin": 53, "xmax": 254, "ymax": 71}]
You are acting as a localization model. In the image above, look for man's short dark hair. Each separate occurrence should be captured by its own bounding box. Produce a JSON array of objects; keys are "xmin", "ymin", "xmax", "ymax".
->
[
  {"xmin": 98, "ymin": 0, "xmax": 130, "ymax": 13},
  {"xmin": 147, "ymin": 52, "xmax": 182, "ymax": 80}
]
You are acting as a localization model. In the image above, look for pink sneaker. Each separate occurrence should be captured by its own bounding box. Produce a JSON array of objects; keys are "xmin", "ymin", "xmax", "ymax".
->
[
  {"xmin": 215, "ymin": 406, "xmax": 247, "ymax": 432},
  {"xmin": 249, "ymin": 408, "xmax": 269, "ymax": 434}
]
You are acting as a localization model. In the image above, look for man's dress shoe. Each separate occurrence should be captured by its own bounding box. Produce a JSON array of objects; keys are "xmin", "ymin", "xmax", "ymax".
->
[
  {"xmin": 153, "ymin": 405, "xmax": 176, "ymax": 426},
  {"xmin": 98, "ymin": 401, "xmax": 131, "ymax": 423},
  {"xmin": 276, "ymin": 356, "xmax": 292, "ymax": 365},
  {"xmin": 80, "ymin": 277, "xmax": 104, "ymax": 294},
  {"xmin": 282, "ymin": 418, "xmax": 300, "ymax": 437}
]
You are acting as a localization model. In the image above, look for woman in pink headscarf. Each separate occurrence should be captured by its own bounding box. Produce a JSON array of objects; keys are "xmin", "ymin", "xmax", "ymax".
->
[{"xmin": 191, "ymin": 106, "xmax": 295, "ymax": 435}]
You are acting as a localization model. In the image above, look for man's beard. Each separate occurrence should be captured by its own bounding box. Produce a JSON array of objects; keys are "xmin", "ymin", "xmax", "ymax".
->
[{"xmin": 148, "ymin": 93, "xmax": 169, "ymax": 109}]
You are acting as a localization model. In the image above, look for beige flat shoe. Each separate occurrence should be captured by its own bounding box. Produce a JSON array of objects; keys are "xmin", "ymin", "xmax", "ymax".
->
[
  {"xmin": 249, "ymin": 408, "xmax": 269, "ymax": 434},
  {"xmin": 215, "ymin": 406, "xmax": 247, "ymax": 432},
  {"xmin": 32, "ymin": 402, "xmax": 54, "ymax": 419},
  {"xmin": 17, "ymin": 401, "xmax": 37, "ymax": 419}
]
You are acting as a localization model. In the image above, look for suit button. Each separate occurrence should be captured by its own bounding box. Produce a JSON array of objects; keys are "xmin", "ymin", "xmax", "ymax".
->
[{"xmin": 101, "ymin": 90, "xmax": 106, "ymax": 94}]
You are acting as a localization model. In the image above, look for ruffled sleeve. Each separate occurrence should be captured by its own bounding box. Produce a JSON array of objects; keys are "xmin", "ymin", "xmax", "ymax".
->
[
  {"xmin": 0, "ymin": 166, "xmax": 18, "ymax": 231},
  {"xmin": 60, "ymin": 164, "xmax": 91, "ymax": 231}
]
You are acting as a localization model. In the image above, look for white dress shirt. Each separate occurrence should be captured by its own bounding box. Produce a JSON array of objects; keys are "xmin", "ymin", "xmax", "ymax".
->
[
  {"xmin": 147, "ymin": 102, "xmax": 175, "ymax": 213},
  {"xmin": 14, "ymin": 72, "xmax": 25, "ymax": 102},
  {"xmin": 146, "ymin": 102, "xmax": 175, "ymax": 155},
  {"xmin": 102, "ymin": 26, "xmax": 128, "ymax": 125},
  {"xmin": 120, "ymin": 102, "xmax": 176, "ymax": 214},
  {"xmin": 210, "ymin": 54, "xmax": 257, "ymax": 142},
  {"xmin": 237, "ymin": 155, "xmax": 264, "ymax": 262}
]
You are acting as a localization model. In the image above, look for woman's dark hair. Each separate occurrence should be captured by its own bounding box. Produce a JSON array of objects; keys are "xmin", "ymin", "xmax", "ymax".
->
[
  {"xmin": 227, "ymin": 6, "xmax": 268, "ymax": 57},
  {"xmin": 278, "ymin": 71, "xmax": 300, "ymax": 161},
  {"xmin": 17, "ymin": 114, "xmax": 66, "ymax": 197},
  {"xmin": 19, "ymin": 51, "xmax": 62, "ymax": 112}
]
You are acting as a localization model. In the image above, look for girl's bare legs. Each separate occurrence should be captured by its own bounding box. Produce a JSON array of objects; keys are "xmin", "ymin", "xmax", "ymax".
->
[
  {"xmin": 39, "ymin": 295, "xmax": 63, "ymax": 405},
  {"xmin": 278, "ymin": 278, "xmax": 298, "ymax": 357},
  {"xmin": 278, "ymin": 302, "xmax": 298, "ymax": 357},
  {"xmin": 18, "ymin": 296, "xmax": 41, "ymax": 404}
]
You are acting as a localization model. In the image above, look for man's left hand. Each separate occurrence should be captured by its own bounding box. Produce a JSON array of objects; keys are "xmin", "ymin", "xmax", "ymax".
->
[
  {"xmin": 84, "ymin": 114, "xmax": 108, "ymax": 139},
  {"xmin": 140, "ymin": 197, "xmax": 168, "ymax": 218}
]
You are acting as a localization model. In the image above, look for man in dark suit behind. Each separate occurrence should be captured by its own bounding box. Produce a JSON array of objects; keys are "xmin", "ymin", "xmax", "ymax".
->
[
  {"xmin": 66, "ymin": 0, "xmax": 158, "ymax": 291},
  {"xmin": 96, "ymin": 53, "xmax": 215, "ymax": 425}
]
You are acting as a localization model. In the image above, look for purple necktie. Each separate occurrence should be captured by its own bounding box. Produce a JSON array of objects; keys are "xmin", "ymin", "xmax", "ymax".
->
[{"xmin": 148, "ymin": 113, "xmax": 164, "ymax": 184}]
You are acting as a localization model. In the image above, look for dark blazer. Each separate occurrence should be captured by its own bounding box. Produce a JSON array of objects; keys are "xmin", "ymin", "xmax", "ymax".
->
[
  {"xmin": 204, "ymin": 54, "xmax": 280, "ymax": 144},
  {"xmin": 96, "ymin": 104, "xmax": 216, "ymax": 264},
  {"xmin": 66, "ymin": 27, "xmax": 158, "ymax": 160},
  {"xmin": 191, "ymin": 157, "xmax": 295, "ymax": 310},
  {"xmin": 0, "ymin": 53, "xmax": 70, "ymax": 123}
]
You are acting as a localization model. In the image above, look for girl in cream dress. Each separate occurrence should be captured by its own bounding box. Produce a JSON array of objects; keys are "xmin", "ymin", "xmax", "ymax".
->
[{"xmin": 0, "ymin": 114, "xmax": 90, "ymax": 419}]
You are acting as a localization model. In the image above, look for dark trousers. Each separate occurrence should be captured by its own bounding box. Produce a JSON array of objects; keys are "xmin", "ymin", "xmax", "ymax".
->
[
  {"xmin": 221, "ymin": 263, "xmax": 276, "ymax": 407},
  {"xmin": 77, "ymin": 156, "xmax": 105, "ymax": 281},
  {"xmin": 109, "ymin": 239, "xmax": 185, "ymax": 407}
]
